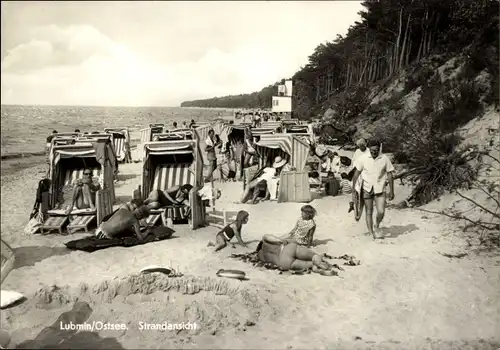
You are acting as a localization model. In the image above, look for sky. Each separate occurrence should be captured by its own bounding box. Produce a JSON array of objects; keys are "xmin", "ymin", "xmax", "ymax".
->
[{"xmin": 1, "ymin": 1, "xmax": 363, "ymax": 107}]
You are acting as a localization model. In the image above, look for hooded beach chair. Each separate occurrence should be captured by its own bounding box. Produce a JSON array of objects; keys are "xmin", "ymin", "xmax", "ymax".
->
[
  {"xmin": 153, "ymin": 133, "xmax": 187, "ymax": 141},
  {"xmin": 135, "ymin": 124, "xmax": 165, "ymax": 161},
  {"xmin": 284, "ymin": 125, "xmax": 313, "ymax": 143},
  {"xmin": 104, "ymin": 128, "xmax": 132, "ymax": 163},
  {"xmin": 140, "ymin": 139, "xmax": 206, "ymax": 229},
  {"xmin": 40, "ymin": 137, "xmax": 117, "ymax": 234},
  {"xmin": 253, "ymin": 134, "xmax": 311, "ymax": 202}
]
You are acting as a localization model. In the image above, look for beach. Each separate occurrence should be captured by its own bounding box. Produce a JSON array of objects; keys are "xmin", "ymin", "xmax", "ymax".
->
[{"xmin": 1, "ymin": 123, "xmax": 499, "ymax": 349}]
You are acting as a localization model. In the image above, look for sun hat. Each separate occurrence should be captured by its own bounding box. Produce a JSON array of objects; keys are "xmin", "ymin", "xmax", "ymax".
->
[{"xmin": 272, "ymin": 156, "xmax": 287, "ymax": 168}]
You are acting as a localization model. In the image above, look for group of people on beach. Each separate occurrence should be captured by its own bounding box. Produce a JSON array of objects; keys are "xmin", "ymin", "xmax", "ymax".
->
[
  {"xmin": 208, "ymin": 135, "xmax": 395, "ymax": 275},
  {"xmin": 209, "ymin": 205, "xmax": 338, "ymax": 275},
  {"xmin": 42, "ymin": 121, "xmax": 395, "ymax": 275}
]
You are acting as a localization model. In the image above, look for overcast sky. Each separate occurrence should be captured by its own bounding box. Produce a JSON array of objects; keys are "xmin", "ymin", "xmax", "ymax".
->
[{"xmin": 1, "ymin": 1, "xmax": 363, "ymax": 107}]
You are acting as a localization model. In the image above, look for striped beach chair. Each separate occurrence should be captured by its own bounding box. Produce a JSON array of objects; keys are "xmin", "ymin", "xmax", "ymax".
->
[
  {"xmin": 104, "ymin": 129, "xmax": 131, "ymax": 163},
  {"xmin": 148, "ymin": 163, "xmax": 195, "ymax": 225},
  {"xmin": 43, "ymin": 167, "xmax": 102, "ymax": 234},
  {"xmin": 112, "ymin": 136, "xmax": 126, "ymax": 162},
  {"xmin": 64, "ymin": 168, "xmax": 102, "ymax": 233},
  {"xmin": 63, "ymin": 168, "xmax": 102, "ymax": 186}
]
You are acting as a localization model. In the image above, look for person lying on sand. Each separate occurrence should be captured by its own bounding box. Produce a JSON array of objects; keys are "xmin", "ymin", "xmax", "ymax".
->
[
  {"xmin": 95, "ymin": 205, "xmax": 151, "ymax": 240},
  {"xmin": 280, "ymin": 205, "xmax": 317, "ymax": 247},
  {"xmin": 256, "ymin": 234, "xmax": 335, "ymax": 274},
  {"xmin": 65, "ymin": 169, "xmax": 101, "ymax": 215},
  {"xmin": 144, "ymin": 184, "xmax": 193, "ymax": 210},
  {"xmin": 208, "ymin": 210, "xmax": 249, "ymax": 251}
]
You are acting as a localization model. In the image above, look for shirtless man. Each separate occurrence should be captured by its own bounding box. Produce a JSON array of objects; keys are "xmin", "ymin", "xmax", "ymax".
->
[
  {"xmin": 66, "ymin": 169, "xmax": 101, "ymax": 215},
  {"xmin": 95, "ymin": 205, "xmax": 151, "ymax": 241}
]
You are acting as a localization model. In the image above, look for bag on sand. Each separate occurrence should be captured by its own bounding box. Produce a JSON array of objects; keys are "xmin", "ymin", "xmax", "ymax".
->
[
  {"xmin": 325, "ymin": 177, "xmax": 340, "ymax": 196},
  {"xmin": 24, "ymin": 211, "xmax": 44, "ymax": 235}
]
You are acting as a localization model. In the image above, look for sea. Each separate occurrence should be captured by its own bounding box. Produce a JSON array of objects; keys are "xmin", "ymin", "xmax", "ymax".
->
[{"xmin": 0, "ymin": 105, "xmax": 235, "ymax": 156}]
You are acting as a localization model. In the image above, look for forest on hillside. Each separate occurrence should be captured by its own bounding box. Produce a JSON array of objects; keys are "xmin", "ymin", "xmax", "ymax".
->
[
  {"xmin": 181, "ymin": 0, "xmax": 498, "ymax": 117},
  {"xmin": 180, "ymin": 82, "xmax": 283, "ymax": 108},
  {"xmin": 293, "ymin": 0, "xmax": 499, "ymax": 119}
]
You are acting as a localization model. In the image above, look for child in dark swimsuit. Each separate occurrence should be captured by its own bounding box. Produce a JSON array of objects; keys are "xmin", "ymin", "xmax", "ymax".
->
[{"xmin": 209, "ymin": 210, "xmax": 249, "ymax": 252}]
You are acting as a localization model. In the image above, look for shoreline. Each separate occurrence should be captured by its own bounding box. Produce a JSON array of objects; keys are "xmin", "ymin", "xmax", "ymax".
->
[{"xmin": 1, "ymin": 151, "xmax": 46, "ymax": 160}]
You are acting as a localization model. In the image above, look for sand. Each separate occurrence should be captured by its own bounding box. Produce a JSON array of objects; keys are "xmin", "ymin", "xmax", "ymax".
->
[{"xmin": 1, "ymin": 133, "xmax": 500, "ymax": 349}]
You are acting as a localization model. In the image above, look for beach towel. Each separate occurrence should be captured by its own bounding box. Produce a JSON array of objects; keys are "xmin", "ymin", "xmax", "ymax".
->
[
  {"xmin": 231, "ymin": 252, "xmax": 361, "ymax": 272},
  {"xmin": 230, "ymin": 252, "xmax": 280, "ymax": 270},
  {"xmin": 64, "ymin": 226, "xmax": 175, "ymax": 253}
]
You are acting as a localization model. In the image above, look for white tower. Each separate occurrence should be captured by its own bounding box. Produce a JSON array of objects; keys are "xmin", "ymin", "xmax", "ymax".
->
[{"xmin": 272, "ymin": 80, "xmax": 293, "ymax": 114}]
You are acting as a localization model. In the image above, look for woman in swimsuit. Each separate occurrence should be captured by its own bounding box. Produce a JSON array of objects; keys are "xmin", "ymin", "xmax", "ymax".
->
[
  {"xmin": 256, "ymin": 234, "xmax": 334, "ymax": 273},
  {"xmin": 210, "ymin": 210, "xmax": 249, "ymax": 252}
]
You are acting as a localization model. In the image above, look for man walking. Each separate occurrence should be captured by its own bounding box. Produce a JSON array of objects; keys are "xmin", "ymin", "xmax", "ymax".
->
[{"xmin": 351, "ymin": 139, "xmax": 395, "ymax": 239}]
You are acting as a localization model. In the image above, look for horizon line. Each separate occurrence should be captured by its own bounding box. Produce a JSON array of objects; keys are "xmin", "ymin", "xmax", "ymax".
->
[{"xmin": 0, "ymin": 104, "xmax": 238, "ymax": 109}]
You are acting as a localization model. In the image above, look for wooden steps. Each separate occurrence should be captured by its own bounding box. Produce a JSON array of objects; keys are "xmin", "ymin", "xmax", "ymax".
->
[
  {"xmin": 67, "ymin": 215, "xmax": 96, "ymax": 234},
  {"xmin": 40, "ymin": 216, "xmax": 69, "ymax": 235}
]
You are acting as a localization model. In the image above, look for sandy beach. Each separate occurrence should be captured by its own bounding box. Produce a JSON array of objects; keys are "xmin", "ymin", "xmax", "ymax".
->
[{"xmin": 1, "ymin": 130, "xmax": 499, "ymax": 349}]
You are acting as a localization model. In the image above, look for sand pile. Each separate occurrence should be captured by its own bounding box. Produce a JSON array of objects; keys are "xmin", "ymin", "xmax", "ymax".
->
[{"xmin": 2, "ymin": 273, "xmax": 281, "ymax": 348}]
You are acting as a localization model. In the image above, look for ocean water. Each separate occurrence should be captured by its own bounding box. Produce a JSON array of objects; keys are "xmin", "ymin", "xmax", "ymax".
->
[{"xmin": 1, "ymin": 105, "xmax": 234, "ymax": 156}]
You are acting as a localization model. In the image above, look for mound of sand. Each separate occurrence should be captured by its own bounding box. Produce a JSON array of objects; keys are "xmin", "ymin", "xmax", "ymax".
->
[{"xmin": 2, "ymin": 274, "xmax": 280, "ymax": 348}]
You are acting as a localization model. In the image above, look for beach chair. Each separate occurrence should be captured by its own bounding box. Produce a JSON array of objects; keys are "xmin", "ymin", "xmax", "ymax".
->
[
  {"xmin": 149, "ymin": 163, "xmax": 194, "ymax": 225},
  {"xmin": 104, "ymin": 128, "xmax": 131, "ymax": 163},
  {"xmin": 41, "ymin": 140, "xmax": 117, "ymax": 234},
  {"xmin": 140, "ymin": 140, "xmax": 206, "ymax": 229},
  {"xmin": 45, "ymin": 167, "xmax": 103, "ymax": 233}
]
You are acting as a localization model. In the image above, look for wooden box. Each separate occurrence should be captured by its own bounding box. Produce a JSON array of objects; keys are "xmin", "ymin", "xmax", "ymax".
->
[
  {"xmin": 278, "ymin": 171, "xmax": 312, "ymax": 203},
  {"xmin": 206, "ymin": 210, "xmax": 238, "ymax": 229}
]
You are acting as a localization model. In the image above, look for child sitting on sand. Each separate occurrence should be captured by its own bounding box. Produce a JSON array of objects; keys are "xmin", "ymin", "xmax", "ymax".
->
[
  {"xmin": 208, "ymin": 210, "xmax": 249, "ymax": 252},
  {"xmin": 281, "ymin": 205, "xmax": 317, "ymax": 247}
]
